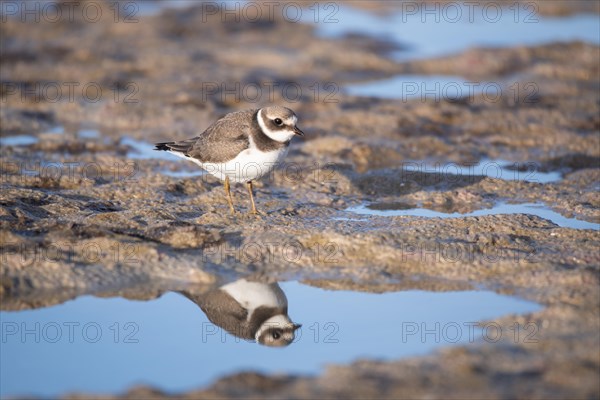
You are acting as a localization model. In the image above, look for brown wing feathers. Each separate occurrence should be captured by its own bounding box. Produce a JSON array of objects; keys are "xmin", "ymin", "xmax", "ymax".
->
[{"xmin": 154, "ymin": 109, "xmax": 256, "ymax": 163}]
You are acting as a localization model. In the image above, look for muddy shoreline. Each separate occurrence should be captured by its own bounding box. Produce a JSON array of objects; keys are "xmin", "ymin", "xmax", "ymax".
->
[{"xmin": 1, "ymin": 1, "xmax": 599, "ymax": 399}]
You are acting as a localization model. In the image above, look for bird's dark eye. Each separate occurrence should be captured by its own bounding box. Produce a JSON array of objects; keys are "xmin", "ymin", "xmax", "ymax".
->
[
  {"xmin": 272, "ymin": 330, "xmax": 282, "ymax": 339},
  {"xmin": 274, "ymin": 118, "xmax": 283, "ymax": 126}
]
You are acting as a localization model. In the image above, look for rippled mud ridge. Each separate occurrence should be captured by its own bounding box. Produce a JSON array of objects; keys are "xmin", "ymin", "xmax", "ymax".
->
[{"xmin": 1, "ymin": 1, "xmax": 599, "ymax": 399}]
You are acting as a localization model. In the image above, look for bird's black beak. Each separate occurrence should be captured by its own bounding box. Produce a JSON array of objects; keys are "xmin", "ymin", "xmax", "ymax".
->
[
  {"xmin": 293, "ymin": 323, "xmax": 302, "ymax": 331},
  {"xmin": 293, "ymin": 126, "xmax": 304, "ymax": 137}
]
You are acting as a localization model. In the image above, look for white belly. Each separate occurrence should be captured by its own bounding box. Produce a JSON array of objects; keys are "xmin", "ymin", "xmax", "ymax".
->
[
  {"xmin": 171, "ymin": 147, "xmax": 288, "ymax": 183},
  {"xmin": 221, "ymin": 279, "xmax": 288, "ymax": 316}
]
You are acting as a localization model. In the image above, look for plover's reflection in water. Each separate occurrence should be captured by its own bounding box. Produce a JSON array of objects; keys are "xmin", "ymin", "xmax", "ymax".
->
[{"xmin": 182, "ymin": 279, "xmax": 301, "ymax": 347}]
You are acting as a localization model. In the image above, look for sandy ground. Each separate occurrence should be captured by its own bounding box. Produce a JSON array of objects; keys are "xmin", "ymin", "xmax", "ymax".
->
[{"xmin": 1, "ymin": 1, "xmax": 599, "ymax": 399}]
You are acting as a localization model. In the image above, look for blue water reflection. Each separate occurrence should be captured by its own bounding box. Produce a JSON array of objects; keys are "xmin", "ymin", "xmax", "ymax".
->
[{"xmin": 1, "ymin": 281, "xmax": 540, "ymax": 398}]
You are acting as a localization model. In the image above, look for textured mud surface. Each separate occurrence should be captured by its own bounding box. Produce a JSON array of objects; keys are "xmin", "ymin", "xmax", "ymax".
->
[{"xmin": 1, "ymin": 1, "xmax": 599, "ymax": 399}]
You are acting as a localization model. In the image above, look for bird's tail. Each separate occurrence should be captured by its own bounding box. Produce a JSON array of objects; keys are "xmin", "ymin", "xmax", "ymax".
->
[
  {"xmin": 154, "ymin": 142, "xmax": 174, "ymax": 151},
  {"xmin": 154, "ymin": 138, "xmax": 197, "ymax": 154}
]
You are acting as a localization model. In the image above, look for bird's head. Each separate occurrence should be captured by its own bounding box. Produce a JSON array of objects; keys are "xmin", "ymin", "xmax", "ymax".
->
[
  {"xmin": 258, "ymin": 106, "xmax": 304, "ymax": 143},
  {"xmin": 255, "ymin": 314, "xmax": 302, "ymax": 347}
]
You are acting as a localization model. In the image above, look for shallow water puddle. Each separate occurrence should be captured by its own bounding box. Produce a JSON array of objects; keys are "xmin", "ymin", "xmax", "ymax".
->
[
  {"xmin": 78, "ymin": 129, "xmax": 100, "ymax": 139},
  {"xmin": 332, "ymin": 6, "xmax": 599, "ymax": 99},
  {"xmin": 466, "ymin": 159, "xmax": 561, "ymax": 183},
  {"xmin": 345, "ymin": 74, "xmax": 493, "ymax": 101},
  {"xmin": 349, "ymin": 202, "xmax": 599, "ymax": 230},
  {"xmin": 122, "ymin": 137, "xmax": 174, "ymax": 161},
  {"xmin": 0, "ymin": 135, "xmax": 39, "ymax": 146},
  {"xmin": 1, "ymin": 281, "xmax": 539, "ymax": 398},
  {"xmin": 313, "ymin": 6, "xmax": 600, "ymax": 61},
  {"xmin": 1, "ymin": 128, "xmax": 94, "ymax": 147},
  {"xmin": 401, "ymin": 158, "xmax": 562, "ymax": 184},
  {"xmin": 46, "ymin": 126, "xmax": 65, "ymax": 135},
  {"xmin": 137, "ymin": 0, "xmax": 198, "ymax": 15}
]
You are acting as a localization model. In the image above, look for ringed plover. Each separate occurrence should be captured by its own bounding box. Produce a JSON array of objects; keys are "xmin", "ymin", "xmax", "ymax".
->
[{"xmin": 155, "ymin": 106, "xmax": 304, "ymax": 214}]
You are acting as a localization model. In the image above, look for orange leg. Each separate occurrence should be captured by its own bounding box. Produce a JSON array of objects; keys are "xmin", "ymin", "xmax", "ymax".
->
[
  {"xmin": 246, "ymin": 181, "xmax": 258, "ymax": 215},
  {"xmin": 224, "ymin": 176, "xmax": 235, "ymax": 214}
]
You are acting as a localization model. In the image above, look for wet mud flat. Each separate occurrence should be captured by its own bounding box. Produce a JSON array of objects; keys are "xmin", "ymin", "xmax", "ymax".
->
[{"xmin": 1, "ymin": 1, "xmax": 599, "ymax": 399}]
